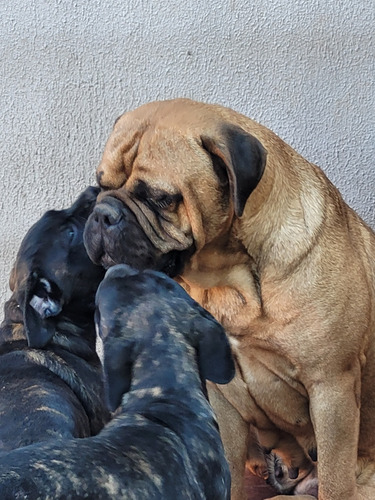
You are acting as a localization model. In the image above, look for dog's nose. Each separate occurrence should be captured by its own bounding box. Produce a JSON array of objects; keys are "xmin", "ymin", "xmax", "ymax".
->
[{"xmin": 92, "ymin": 202, "xmax": 122, "ymax": 228}]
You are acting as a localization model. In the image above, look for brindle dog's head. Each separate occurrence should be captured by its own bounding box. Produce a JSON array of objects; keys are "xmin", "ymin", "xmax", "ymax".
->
[
  {"xmin": 95, "ymin": 264, "xmax": 235, "ymax": 411},
  {"xmin": 7, "ymin": 187, "xmax": 105, "ymax": 348},
  {"xmin": 83, "ymin": 99, "xmax": 266, "ymax": 276}
]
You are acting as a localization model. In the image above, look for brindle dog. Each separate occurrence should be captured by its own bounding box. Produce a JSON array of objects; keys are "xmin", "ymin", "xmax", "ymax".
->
[
  {"xmin": 0, "ymin": 187, "xmax": 109, "ymax": 450},
  {"xmin": 0, "ymin": 264, "xmax": 234, "ymax": 500}
]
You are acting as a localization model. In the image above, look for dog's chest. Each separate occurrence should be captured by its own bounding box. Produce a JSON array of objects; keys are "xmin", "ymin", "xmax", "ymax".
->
[
  {"xmin": 237, "ymin": 346, "xmax": 313, "ymax": 435},
  {"xmin": 180, "ymin": 275, "xmax": 314, "ymax": 435},
  {"xmin": 179, "ymin": 278, "xmax": 262, "ymax": 330}
]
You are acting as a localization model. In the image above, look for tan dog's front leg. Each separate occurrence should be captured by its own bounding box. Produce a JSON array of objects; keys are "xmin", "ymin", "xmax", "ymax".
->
[
  {"xmin": 208, "ymin": 382, "xmax": 249, "ymax": 500},
  {"xmin": 309, "ymin": 374, "xmax": 360, "ymax": 500}
]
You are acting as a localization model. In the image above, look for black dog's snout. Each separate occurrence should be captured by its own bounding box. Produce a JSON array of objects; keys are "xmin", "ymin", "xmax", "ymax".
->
[{"xmin": 92, "ymin": 202, "xmax": 122, "ymax": 228}]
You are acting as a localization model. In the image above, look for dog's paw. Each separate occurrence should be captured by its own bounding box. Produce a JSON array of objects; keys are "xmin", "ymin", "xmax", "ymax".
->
[{"xmin": 246, "ymin": 458, "xmax": 269, "ymax": 480}]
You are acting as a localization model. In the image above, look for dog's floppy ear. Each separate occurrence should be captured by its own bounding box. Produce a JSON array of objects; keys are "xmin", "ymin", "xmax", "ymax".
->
[
  {"xmin": 24, "ymin": 273, "xmax": 62, "ymax": 348},
  {"xmin": 193, "ymin": 311, "xmax": 235, "ymax": 384},
  {"xmin": 201, "ymin": 124, "xmax": 267, "ymax": 217},
  {"xmin": 24, "ymin": 303, "xmax": 56, "ymax": 348},
  {"xmin": 67, "ymin": 186, "xmax": 100, "ymax": 218},
  {"xmin": 103, "ymin": 339, "xmax": 135, "ymax": 412}
]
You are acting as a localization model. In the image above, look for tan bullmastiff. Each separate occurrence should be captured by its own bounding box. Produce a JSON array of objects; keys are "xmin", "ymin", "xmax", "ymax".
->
[{"xmin": 83, "ymin": 98, "xmax": 375, "ymax": 500}]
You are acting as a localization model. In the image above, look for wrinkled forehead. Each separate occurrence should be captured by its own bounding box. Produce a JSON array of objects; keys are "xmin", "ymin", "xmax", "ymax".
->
[
  {"xmin": 97, "ymin": 113, "xmax": 209, "ymax": 190},
  {"xmin": 134, "ymin": 128, "xmax": 206, "ymax": 182}
]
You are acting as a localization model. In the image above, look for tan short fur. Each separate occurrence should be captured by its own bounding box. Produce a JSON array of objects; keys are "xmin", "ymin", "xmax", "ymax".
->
[{"xmin": 92, "ymin": 99, "xmax": 375, "ymax": 500}]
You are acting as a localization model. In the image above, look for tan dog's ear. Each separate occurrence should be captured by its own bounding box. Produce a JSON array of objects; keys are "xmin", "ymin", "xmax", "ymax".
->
[{"xmin": 201, "ymin": 124, "xmax": 267, "ymax": 217}]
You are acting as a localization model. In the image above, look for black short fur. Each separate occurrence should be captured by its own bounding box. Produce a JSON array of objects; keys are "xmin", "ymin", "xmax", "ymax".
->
[{"xmin": 0, "ymin": 187, "xmax": 109, "ymax": 451}]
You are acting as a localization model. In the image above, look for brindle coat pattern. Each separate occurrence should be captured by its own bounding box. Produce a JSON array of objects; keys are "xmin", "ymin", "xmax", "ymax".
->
[
  {"xmin": 0, "ymin": 187, "xmax": 109, "ymax": 450},
  {"xmin": 0, "ymin": 265, "xmax": 234, "ymax": 500},
  {"xmin": 83, "ymin": 99, "xmax": 375, "ymax": 500}
]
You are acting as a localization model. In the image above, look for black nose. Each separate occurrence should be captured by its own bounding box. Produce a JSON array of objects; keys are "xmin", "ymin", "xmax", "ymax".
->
[{"xmin": 92, "ymin": 201, "xmax": 122, "ymax": 228}]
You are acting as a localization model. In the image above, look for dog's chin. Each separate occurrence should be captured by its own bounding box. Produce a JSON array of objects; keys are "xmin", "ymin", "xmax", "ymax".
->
[
  {"xmin": 98, "ymin": 246, "xmax": 194, "ymax": 278},
  {"xmin": 100, "ymin": 254, "xmax": 117, "ymax": 270},
  {"xmin": 99, "ymin": 251, "xmax": 153, "ymax": 272}
]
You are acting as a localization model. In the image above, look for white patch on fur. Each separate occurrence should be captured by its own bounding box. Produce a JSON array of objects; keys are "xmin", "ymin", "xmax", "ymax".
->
[
  {"xmin": 95, "ymin": 331, "xmax": 104, "ymax": 363},
  {"xmin": 29, "ymin": 292, "xmax": 61, "ymax": 318},
  {"xmin": 102, "ymin": 474, "xmax": 122, "ymax": 496},
  {"xmin": 40, "ymin": 278, "xmax": 52, "ymax": 293}
]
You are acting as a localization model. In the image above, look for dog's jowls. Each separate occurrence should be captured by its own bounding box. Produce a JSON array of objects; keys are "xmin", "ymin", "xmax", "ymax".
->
[
  {"xmin": 0, "ymin": 187, "xmax": 109, "ymax": 451},
  {"xmin": 83, "ymin": 98, "xmax": 375, "ymax": 500},
  {"xmin": 0, "ymin": 264, "xmax": 234, "ymax": 500}
]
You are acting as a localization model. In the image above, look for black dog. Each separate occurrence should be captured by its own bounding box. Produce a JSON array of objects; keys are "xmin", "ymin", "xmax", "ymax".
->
[
  {"xmin": 0, "ymin": 187, "xmax": 109, "ymax": 451},
  {"xmin": 0, "ymin": 264, "xmax": 234, "ymax": 499}
]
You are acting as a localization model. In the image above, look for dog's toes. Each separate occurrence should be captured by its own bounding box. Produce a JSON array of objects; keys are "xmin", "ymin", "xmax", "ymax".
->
[{"xmin": 246, "ymin": 460, "xmax": 269, "ymax": 480}]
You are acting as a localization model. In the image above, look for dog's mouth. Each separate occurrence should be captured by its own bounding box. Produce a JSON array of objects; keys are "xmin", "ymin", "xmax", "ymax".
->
[
  {"xmin": 94, "ymin": 243, "xmax": 193, "ymax": 278},
  {"xmin": 100, "ymin": 254, "xmax": 117, "ymax": 270},
  {"xmin": 89, "ymin": 247, "xmax": 116, "ymax": 271}
]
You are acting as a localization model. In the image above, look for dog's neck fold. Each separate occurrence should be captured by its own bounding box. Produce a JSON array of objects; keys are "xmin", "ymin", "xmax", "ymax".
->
[{"xmin": 238, "ymin": 155, "xmax": 328, "ymax": 277}]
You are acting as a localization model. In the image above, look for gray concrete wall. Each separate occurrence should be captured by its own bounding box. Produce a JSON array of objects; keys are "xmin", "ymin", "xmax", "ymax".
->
[{"xmin": 1, "ymin": 0, "xmax": 374, "ymax": 308}]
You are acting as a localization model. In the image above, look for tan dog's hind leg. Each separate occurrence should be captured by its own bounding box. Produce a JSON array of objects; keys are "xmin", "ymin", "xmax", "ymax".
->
[
  {"xmin": 207, "ymin": 382, "xmax": 249, "ymax": 500},
  {"xmin": 309, "ymin": 374, "xmax": 360, "ymax": 499}
]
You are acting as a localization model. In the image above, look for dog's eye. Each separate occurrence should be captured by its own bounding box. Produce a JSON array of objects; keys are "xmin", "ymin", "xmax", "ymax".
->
[
  {"xmin": 155, "ymin": 195, "xmax": 173, "ymax": 209},
  {"xmin": 64, "ymin": 225, "xmax": 77, "ymax": 244},
  {"xmin": 154, "ymin": 194, "xmax": 181, "ymax": 210}
]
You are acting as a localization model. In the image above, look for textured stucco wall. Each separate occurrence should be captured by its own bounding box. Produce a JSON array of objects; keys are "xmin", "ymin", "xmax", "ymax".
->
[{"xmin": 0, "ymin": 0, "xmax": 374, "ymax": 308}]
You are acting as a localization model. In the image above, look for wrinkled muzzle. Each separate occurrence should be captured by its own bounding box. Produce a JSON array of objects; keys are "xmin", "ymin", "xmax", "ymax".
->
[{"xmin": 84, "ymin": 195, "xmax": 194, "ymax": 277}]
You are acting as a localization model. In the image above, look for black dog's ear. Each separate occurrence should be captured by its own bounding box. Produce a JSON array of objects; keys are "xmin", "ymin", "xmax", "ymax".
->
[
  {"xmin": 104, "ymin": 340, "xmax": 135, "ymax": 412},
  {"xmin": 24, "ymin": 273, "xmax": 62, "ymax": 348},
  {"xmin": 68, "ymin": 186, "xmax": 100, "ymax": 218},
  {"xmin": 24, "ymin": 303, "xmax": 56, "ymax": 348},
  {"xmin": 193, "ymin": 312, "xmax": 235, "ymax": 384},
  {"xmin": 201, "ymin": 124, "xmax": 267, "ymax": 217}
]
